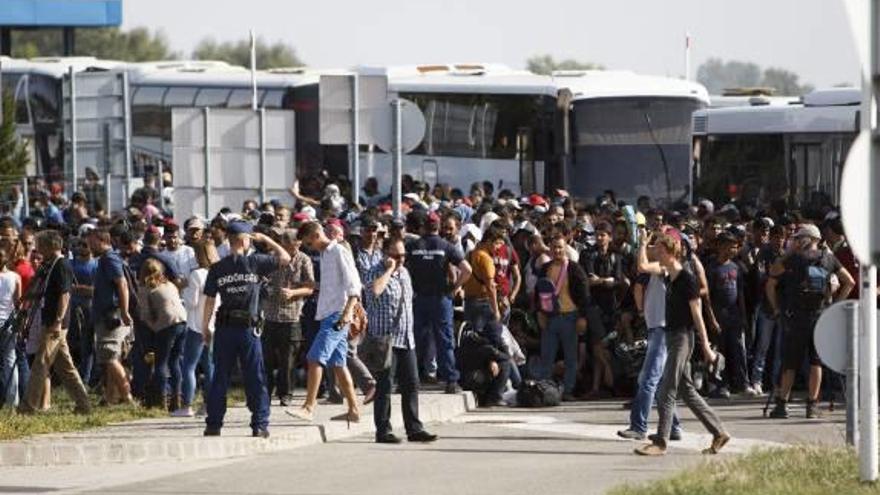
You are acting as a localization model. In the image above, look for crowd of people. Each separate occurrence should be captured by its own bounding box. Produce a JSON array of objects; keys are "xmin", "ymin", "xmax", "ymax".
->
[{"xmin": 0, "ymin": 171, "xmax": 861, "ymax": 454}]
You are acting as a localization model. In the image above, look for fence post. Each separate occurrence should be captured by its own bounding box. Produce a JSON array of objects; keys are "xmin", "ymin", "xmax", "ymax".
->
[
  {"xmin": 105, "ymin": 172, "xmax": 112, "ymax": 215},
  {"xmin": 259, "ymin": 108, "xmax": 267, "ymax": 204}
]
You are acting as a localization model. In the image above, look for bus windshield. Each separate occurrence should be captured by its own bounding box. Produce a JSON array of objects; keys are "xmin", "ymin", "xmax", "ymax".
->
[{"xmin": 570, "ymin": 97, "xmax": 703, "ymax": 204}]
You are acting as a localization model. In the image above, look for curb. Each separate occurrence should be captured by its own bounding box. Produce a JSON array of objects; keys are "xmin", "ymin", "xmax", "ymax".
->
[{"xmin": 0, "ymin": 391, "xmax": 476, "ymax": 467}]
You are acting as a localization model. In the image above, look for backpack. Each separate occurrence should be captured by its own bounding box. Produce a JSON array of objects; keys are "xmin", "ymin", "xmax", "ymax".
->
[
  {"xmin": 797, "ymin": 257, "xmax": 831, "ymax": 311},
  {"xmin": 535, "ymin": 261, "xmax": 567, "ymax": 314},
  {"xmin": 517, "ymin": 379, "xmax": 561, "ymax": 408}
]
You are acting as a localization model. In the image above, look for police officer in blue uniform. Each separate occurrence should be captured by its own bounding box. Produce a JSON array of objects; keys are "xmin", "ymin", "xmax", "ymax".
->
[{"xmin": 202, "ymin": 221, "xmax": 291, "ymax": 438}]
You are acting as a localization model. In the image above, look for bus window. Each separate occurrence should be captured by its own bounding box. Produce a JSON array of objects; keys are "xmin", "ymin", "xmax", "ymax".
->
[
  {"xmin": 696, "ymin": 134, "xmax": 786, "ymax": 206},
  {"xmin": 163, "ymin": 87, "xmax": 198, "ymax": 107},
  {"xmin": 261, "ymin": 89, "xmax": 285, "ymax": 108},
  {"xmin": 194, "ymin": 88, "xmax": 232, "ymax": 107},
  {"xmin": 28, "ymin": 75, "xmax": 61, "ymax": 125},
  {"xmin": 227, "ymin": 89, "xmax": 264, "ymax": 108},
  {"xmin": 132, "ymin": 86, "xmax": 166, "ymax": 105}
]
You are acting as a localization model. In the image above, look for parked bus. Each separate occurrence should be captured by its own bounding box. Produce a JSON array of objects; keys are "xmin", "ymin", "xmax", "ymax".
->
[{"xmin": 691, "ymin": 87, "xmax": 859, "ymax": 209}]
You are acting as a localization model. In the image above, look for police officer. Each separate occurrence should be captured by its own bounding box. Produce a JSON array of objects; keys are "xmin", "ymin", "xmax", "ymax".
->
[{"xmin": 202, "ymin": 220, "xmax": 291, "ymax": 438}]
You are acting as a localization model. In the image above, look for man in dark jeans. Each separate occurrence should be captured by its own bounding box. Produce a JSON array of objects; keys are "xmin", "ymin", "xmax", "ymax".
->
[
  {"xmin": 362, "ymin": 237, "xmax": 437, "ymax": 444},
  {"xmin": 261, "ymin": 229, "xmax": 314, "ymax": 406},
  {"xmin": 406, "ymin": 211, "xmax": 472, "ymax": 392}
]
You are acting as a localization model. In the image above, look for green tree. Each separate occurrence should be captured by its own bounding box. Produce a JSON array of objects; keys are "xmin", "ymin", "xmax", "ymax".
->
[
  {"xmin": 526, "ymin": 54, "xmax": 603, "ymax": 75},
  {"xmin": 11, "ymin": 27, "xmax": 177, "ymax": 61},
  {"xmin": 193, "ymin": 37, "xmax": 304, "ymax": 69},
  {"xmin": 696, "ymin": 58, "xmax": 762, "ymax": 94},
  {"xmin": 760, "ymin": 67, "xmax": 814, "ymax": 96},
  {"xmin": 697, "ymin": 58, "xmax": 815, "ymax": 96},
  {"xmin": 0, "ymin": 92, "xmax": 30, "ymax": 182}
]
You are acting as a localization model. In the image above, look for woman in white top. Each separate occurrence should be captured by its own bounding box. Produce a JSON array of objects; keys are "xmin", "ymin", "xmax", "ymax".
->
[
  {"xmin": 0, "ymin": 250, "xmax": 22, "ymax": 407},
  {"xmin": 177, "ymin": 241, "xmax": 220, "ymax": 417}
]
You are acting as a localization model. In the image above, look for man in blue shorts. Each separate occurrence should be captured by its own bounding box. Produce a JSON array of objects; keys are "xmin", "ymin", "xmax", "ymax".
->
[{"xmin": 290, "ymin": 221, "xmax": 363, "ymax": 423}]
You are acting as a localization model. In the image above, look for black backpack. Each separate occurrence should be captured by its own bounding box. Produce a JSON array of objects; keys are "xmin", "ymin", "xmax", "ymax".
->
[{"xmin": 516, "ymin": 379, "xmax": 562, "ymax": 408}]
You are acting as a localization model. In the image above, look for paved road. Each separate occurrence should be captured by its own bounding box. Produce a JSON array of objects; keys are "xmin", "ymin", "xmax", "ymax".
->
[{"xmin": 0, "ymin": 398, "xmax": 847, "ymax": 495}]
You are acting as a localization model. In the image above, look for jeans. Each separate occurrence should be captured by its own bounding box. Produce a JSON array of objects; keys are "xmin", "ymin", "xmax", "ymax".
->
[
  {"xmin": 206, "ymin": 325, "xmax": 270, "ymax": 432},
  {"xmin": 751, "ymin": 309, "xmax": 780, "ymax": 387},
  {"xmin": 413, "ymin": 295, "xmax": 459, "ymax": 383},
  {"xmin": 130, "ymin": 321, "xmax": 150, "ymax": 399},
  {"xmin": 148, "ymin": 322, "xmax": 186, "ymax": 402},
  {"xmin": 181, "ymin": 329, "xmax": 213, "ymax": 408},
  {"xmin": 15, "ymin": 341, "xmax": 28, "ymax": 402},
  {"xmin": 718, "ymin": 317, "xmax": 749, "ymax": 391},
  {"xmin": 74, "ymin": 304, "xmax": 95, "ymax": 387},
  {"xmin": 656, "ymin": 330, "xmax": 725, "ymax": 446},
  {"xmin": 540, "ymin": 312, "xmax": 578, "ymax": 394},
  {"xmin": 374, "ymin": 347, "xmax": 425, "ymax": 438},
  {"xmin": 0, "ymin": 331, "xmax": 18, "ymax": 407},
  {"xmin": 629, "ymin": 327, "xmax": 681, "ymax": 434},
  {"xmin": 262, "ymin": 321, "xmax": 294, "ymax": 399},
  {"xmin": 463, "ymin": 299, "xmax": 504, "ymax": 350}
]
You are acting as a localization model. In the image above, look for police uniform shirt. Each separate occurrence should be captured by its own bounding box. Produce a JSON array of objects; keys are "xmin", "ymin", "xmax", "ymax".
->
[
  {"xmin": 203, "ymin": 253, "xmax": 278, "ymax": 315},
  {"xmin": 405, "ymin": 234, "xmax": 464, "ymax": 296}
]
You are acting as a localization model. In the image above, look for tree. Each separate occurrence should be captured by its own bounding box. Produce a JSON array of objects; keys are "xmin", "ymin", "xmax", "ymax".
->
[
  {"xmin": 696, "ymin": 58, "xmax": 761, "ymax": 94},
  {"xmin": 697, "ymin": 58, "xmax": 815, "ymax": 96},
  {"xmin": 526, "ymin": 54, "xmax": 603, "ymax": 75},
  {"xmin": 0, "ymin": 91, "xmax": 31, "ymax": 182},
  {"xmin": 761, "ymin": 67, "xmax": 814, "ymax": 96},
  {"xmin": 193, "ymin": 37, "xmax": 304, "ymax": 69},
  {"xmin": 11, "ymin": 27, "xmax": 177, "ymax": 61}
]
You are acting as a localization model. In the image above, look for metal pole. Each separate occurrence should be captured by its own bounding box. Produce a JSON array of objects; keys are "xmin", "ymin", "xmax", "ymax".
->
[
  {"xmin": 351, "ymin": 74, "xmax": 360, "ymax": 206},
  {"xmin": 122, "ymin": 71, "xmax": 133, "ymax": 201},
  {"xmin": 860, "ymin": 265, "xmax": 878, "ymax": 481},
  {"xmin": 250, "ymin": 30, "xmax": 258, "ymax": 112},
  {"xmin": 259, "ymin": 107, "xmax": 267, "ymax": 204},
  {"xmin": 846, "ymin": 300, "xmax": 860, "ymax": 447},
  {"xmin": 391, "ymin": 99, "xmax": 402, "ymax": 218},
  {"xmin": 21, "ymin": 177, "xmax": 28, "ymax": 219},
  {"xmin": 684, "ymin": 33, "xmax": 692, "ymax": 81},
  {"xmin": 204, "ymin": 107, "xmax": 212, "ymax": 219},
  {"xmin": 105, "ymin": 172, "xmax": 112, "ymax": 216},
  {"xmin": 68, "ymin": 66, "xmax": 78, "ymax": 195}
]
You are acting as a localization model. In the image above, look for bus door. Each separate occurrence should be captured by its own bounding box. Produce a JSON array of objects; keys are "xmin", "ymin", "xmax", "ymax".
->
[
  {"xmin": 517, "ymin": 127, "xmax": 541, "ymax": 194},
  {"xmin": 421, "ymin": 158, "xmax": 439, "ymax": 187},
  {"xmin": 789, "ymin": 137, "xmax": 838, "ymax": 208}
]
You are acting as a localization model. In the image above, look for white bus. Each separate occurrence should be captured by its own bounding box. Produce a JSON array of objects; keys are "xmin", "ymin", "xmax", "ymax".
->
[
  {"xmin": 356, "ymin": 65, "xmax": 709, "ymax": 204},
  {"xmin": 691, "ymin": 87, "xmax": 859, "ymax": 209}
]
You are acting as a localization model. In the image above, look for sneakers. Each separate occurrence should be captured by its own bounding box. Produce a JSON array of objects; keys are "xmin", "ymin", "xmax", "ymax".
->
[
  {"xmin": 617, "ymin": 429, "xmax": 646, "ymax": 441},
  {"xmin": 806, "ymin": 400, "xmax": 822, "ymax": 419},
  {"xmin": 750, "ymin": 383, "xmax": 764, "ymax": 396},
  {"xmin": 742, "ymin": 386, "xmax": 758, "ymax": 398},
  {"xmin": 702, "ymin": 432, "xmax": 731, "ymax": 455},
  {"xmin": 769, "ymin": 399, "xmax": 789, "ymax": 419},
  {"xmin": 170, "ymin": 407, "xmax": 194, "ymax": 418},
  {"xmin": 279, "ymin": 396, "xmax": 292, "ymax": 407},
  {"xmin": 634, "ymin": 443, "xmax": 667, "ymax": 456}
]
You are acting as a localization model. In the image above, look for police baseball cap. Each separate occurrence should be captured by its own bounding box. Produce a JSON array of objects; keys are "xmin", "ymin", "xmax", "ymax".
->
[{"xmin": 228, "ymin": 221, "xmax": 254, "ymax": 235}]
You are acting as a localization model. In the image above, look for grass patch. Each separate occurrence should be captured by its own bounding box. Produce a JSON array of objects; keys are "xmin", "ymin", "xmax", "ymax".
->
[
  {"xmin": 0, "ymin": 386, "xmax": 248, "ymax": 441},
  {"xmin": 610, "ymin": 445, "xmax": 879, "ymax": 495}
]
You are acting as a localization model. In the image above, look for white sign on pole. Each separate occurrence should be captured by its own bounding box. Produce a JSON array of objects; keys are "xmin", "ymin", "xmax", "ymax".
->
[
  {"xmin": 319, "ymin": 74, "xmax": 388, "ymax": 145},
  {"xmin": 841, "ymin": 131, "xmax": 872, "ymax": 264},
  {"xmin": 814, "ymin": 300, "xmax": 869, "ymax": 373},
  {"xmin": 371, "ymin": 98, "xmax": 426, "ymax": 154}
]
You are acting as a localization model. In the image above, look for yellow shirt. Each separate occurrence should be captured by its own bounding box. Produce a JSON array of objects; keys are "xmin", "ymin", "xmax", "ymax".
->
[{"xmin": 463, "ymin": 247, "xmax": 496, "ymax": 300}]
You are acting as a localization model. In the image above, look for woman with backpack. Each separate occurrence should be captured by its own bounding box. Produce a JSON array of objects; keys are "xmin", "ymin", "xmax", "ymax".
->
[{"xmin": 535, "ymin": 233, "xmax": 590, "ymax": 402}]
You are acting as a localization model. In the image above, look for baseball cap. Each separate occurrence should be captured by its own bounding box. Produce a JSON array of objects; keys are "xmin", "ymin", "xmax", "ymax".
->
[
  {"xmin": 427, "ymin": 211, "xmax": 441, "ymax": 225},
  {"xmin": 794, "ymin": 224, "xmax": 821, "ymax": 240},
  {"xmin": 227, "ymin": 221, "xmax": 254, "ymax": 235},
  {"xmin": 185, "ymin": 216, "xmax": 206, "ymax": 231},
  {"xmin": 528, "ymin": 194, "xmax": 547, "ymax": 207}
]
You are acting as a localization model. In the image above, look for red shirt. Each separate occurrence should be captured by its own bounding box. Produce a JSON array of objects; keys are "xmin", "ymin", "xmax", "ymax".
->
[
  {"xmin": 493, "ymin": 243, "xmax": 519, "ymax": 298},
  {"xmin": 15, "ymin": 259, "xmax": 35, "ymax": 294}
]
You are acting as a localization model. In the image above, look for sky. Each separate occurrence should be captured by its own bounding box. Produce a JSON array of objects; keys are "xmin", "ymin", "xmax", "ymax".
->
[{"xmin": 124, "ymin": 0, "xmax": 861, "ymax": 88}]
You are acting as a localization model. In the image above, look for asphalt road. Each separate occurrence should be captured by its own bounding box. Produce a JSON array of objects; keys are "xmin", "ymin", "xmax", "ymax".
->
[{"xmin": 0, "ymin": 398, "xmax": 847, "ymax": 495}]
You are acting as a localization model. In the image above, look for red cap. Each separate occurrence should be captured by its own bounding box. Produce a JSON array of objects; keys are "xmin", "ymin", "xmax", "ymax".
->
[
  {"xmin": 325, "ymin": 218, "xmax": 343, "ymax": 228},
  {"xmin": 529, "ymin": 194, "xmax": 547, "ymax": 207},
  {"xmin": 292, "ymin": 212, "xmax": 310, "ymax": 223},
  {"xmin": 427, "ymin": 211, "xmax": 441, "ymax": 225}
]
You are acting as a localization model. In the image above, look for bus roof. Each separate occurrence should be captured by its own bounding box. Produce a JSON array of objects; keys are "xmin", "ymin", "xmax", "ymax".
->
[
  {"xmin": 556, "ymin": 70, "xmax": 709, "ymax": 103},
  {"xmin": 359, "ymin": 64, "xmax": 559, "ymax": 96},
  {"xmin": 126, "ymin": 61, "xmax": 320, "ymax": 88},
  {"xmin": 0, "ymin": 56, "xmax": 123, "ymax": 78},
  {"xmin": 693, "ymin": 94, "xmax": 859, "ymax": 135}
]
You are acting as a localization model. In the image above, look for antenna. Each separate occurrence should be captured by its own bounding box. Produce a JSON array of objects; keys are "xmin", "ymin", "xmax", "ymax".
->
[{"xmin": 684, "ymin": 32, "xmax": 692, "ymax": 81}]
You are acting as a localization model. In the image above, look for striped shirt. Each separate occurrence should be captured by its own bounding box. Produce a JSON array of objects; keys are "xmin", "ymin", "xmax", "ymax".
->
[
  {"xmin": 363, "ymin": 264, "xmax": 414, "ymax": 350},
  {"xmin": 262, "ymin": 251, "xmax": 314, "ymax": 323}
]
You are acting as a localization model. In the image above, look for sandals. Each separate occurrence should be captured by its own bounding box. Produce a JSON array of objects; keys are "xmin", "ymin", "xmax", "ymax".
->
[
  {"xmin": 330, "ymin": 411, "xmax": 361, "ymax": 429},
  {"xmin": 285, "ymin": 407, "xmax": 315, "ymax": 422}
]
